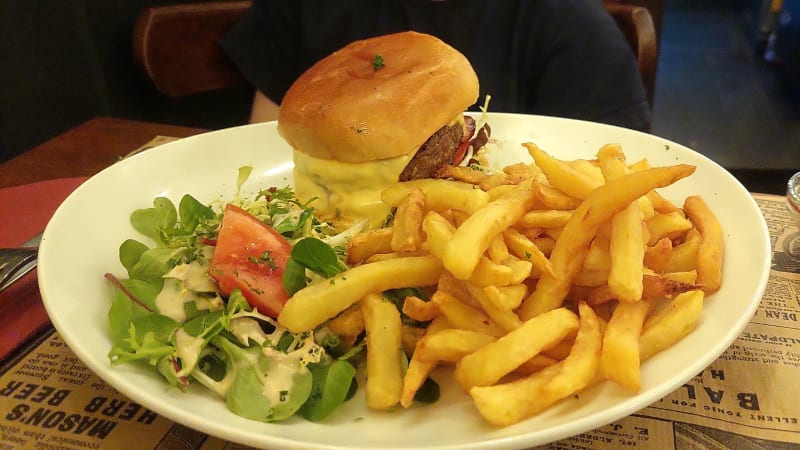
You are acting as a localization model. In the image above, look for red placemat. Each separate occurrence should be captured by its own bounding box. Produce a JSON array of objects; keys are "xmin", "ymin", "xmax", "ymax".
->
[{"xmin": 0, "ymin": 177, "xmax": 87, "ymax": 360}]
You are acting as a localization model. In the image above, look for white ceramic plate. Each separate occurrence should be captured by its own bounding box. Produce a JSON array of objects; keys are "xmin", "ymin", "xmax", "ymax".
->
[{"xmin": 38, "ymin": 113, "xmax": 770, "ymax": 450}]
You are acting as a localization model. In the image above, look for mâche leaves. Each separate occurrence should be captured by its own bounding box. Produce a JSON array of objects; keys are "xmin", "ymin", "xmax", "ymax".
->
[{"xmin": 291, "ymin": 237, "xmax": 345, "ymax": 277}]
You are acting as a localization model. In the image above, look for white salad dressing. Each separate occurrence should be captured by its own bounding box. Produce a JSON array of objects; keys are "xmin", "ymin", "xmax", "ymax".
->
[
  {"xmin": 155, "ymin": 259, "xmax": 223, "ymax": 322},
  {"xmin": 175, "ymin": 328, "xmax": 206, "ymax": 376},
  {"xmin": 230, "ymin": 317, "xmax": 269, "ymax": 346},
  {"xmin": 261, "ymin": 331, "xmax": 322, "ymax": 405}
]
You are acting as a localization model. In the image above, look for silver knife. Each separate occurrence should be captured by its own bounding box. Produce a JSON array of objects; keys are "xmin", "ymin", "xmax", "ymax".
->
[{"xmin": 0, "ymin": 232, "xmax": 43, "ymax": 293}]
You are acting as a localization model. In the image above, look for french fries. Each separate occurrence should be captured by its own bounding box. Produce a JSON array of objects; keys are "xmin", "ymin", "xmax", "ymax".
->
[
  {"xmin": 278, "ymin": 255, "xmax": 442, "ymax": 332},
  {"xmin": 454, "ymin": 307, "xmax": 579, "ymax": 390},
  {"xmin": 442, "ymin": 180, "xmax": 537, "ymax": 279},
  {"xmin": 517, "ymin": 162, "xmax": 696, "ymax": 320},
  {"xmin": 361, "ymin": 293, "xmax": 404, "ymax": 410},
  {"xmin": 683, "ymin": 196, "xmax": 724, "ymax": 293},
  {"xmin": 276, "ymin": 140, "xmax": 724, "ymax": 427}
]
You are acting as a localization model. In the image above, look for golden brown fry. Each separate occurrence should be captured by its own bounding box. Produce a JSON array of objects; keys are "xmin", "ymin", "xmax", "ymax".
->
[
  {"xmin": 414, "ymin": 328, "xmax": 497, "ymax": 363},
  {"xmin": 402, "ymin": 295, "xmax": 440, "ymax": 322},
  {"xmin": 573, "ymin": 267, "xmax": 610, "ymax": 288},
  {"xmin": 583, "ymin": 235, "xmax": 611, "ymax": 272},
  {"xmin": 436, "ymin": 271, "xmax": 475, "ymax": 306},
  {"xmin": 490, "ymin": 284, "xmax": 528, "ymax": 310},
  {"xmin": 279, "ymin": 255, "xmax": 442, "ymax": 332},
  {"xmin": 346, "ymin": 227, "xmax": 393, "ymax": 265},
  {"xmin": 422, "ymin": 210, "xmax": 456, "ymax": 261},
  {"xmin": 646, "ymin": 211, "xmax": 694, "ymax": 246},
  {"xmin": 543, "ymin": 227, "xmax": 563, "ymax": 241},
  {"xmin": 503, "ymin": 162, "xmax": 539, "ymax": 183},
  {"xmin": 587, "ymin": 274, "xmax": 700, "ymax": 305},
  {"xmin": 402, "ymin": 324, "xmax": 426, "ymax": 357},
  {"xmin": 469, "ymin": 302, "xmax": 601, "ymax": 426},
  {"xmin": 325, "ymin": 304, "xmax": 364, "ymax": 338},
  {"xmin": 516, "ymin": 210, "xmax": 573, "ymax": 229},
  {"xmin": 401, "ymin": 316, "xmax": 450, "ymax": 408},
  {"xmin": 608, "ymin": 202, "xmax": 646, "ymax": 302},
  {"xmin": 486, "ymin": 183, "xmax": 518, "ymax": 201},
  {"xmin": 661, "ymin": 270, "xmax": 698, "ymax": 284},
  {"xmin": 532, "ymin": 236, "xmax": 556, "ymax": 256},
  {"xmin": 596, "ymin": 143, "xmax": 625, "ymax": 160},
  {"xmin": 469, "ymin": 256, "xmax": 515, "ymax": 287},
  {"xmin": 518, "ymin": 164, "xmax": 696, "ymax": 320},
  {"xmin": 640, "ymin": 290, "xmax": 704, "ymax": 361},
  {"xmin": 567, "ymin": 159, "xmax": 605, "ymax": 187},
  {"xmin": 479, "ymin": 172, "xmax": 514, "ymax": 191},
  {"xmin": 628, "ymin": 158, "xmax": 679, "ymax": 213},
  {"xmin": 541, "ymin": 331, "xmax": 576, "ymax": 361},
  {"xmin": 647, "ymin": 190, "xmax": 680, "ymax": 214},
  {"xmin": 641, "ymin": 274, "xmax": 701, "ymax": 299},
  {"xmin": 540, "ymin": 302, "xmax": 603, "ymax": 406},
  {"xmin": 644, "ymin": 237, "xmax": 673, "ymax": 273},
  {"xmin": 600, "ymin": 300, "xmax": 650, "ymax": 391},
  {"xmin": 533, "ymin": 181, "xmax": 583, "ymax": 210},
  {"xmin": 443, "ymin": 181, "xmax": 537, "ymax": 280},
  {"xmin": 487, "ymin": 234, "xmax": 511, "ymax": 263},
  {"xmin": 431, "ymin": 290, "xmax": 506, "ymax": 337},
  {"xmin": 503, "ymin": 257, "xmax": 533, "ymax": 285},
  {"xmin": 514, "ymin": 354, "xmax": 560, "ymax": 375},
  {"xmin": 467, "ymin": 284, "xmax": 523, "ymax": 332},
  {"xmin": 503, "ymin": 228, "xmax": 555, "ymax": 278},
  {"xmin": 526, "ymin": 143, "xmax": 602, "ymax": 200},
  {"xmin": 364, "ymin": 250, "xmax": 427, "ymax": 263},
  {"xmin": 361, "ymin": 293, "xmax": 404, "ymax": 410},
  {"xmin": 683, "ymin": 196, "xmax": 724, "ymax": 293},
  {"xmin": 435, "ymin": 164, "xmax": 488, "ymax": 184},
  {"xmin": 661, "ymin": 229, "xmax": 700, "ymax": 273},
  {"xmin": 469, "ymin": 363, "xmax": 562, "ymax": 426},
  {"xmin": 454, "ymin": 307, "xmax": 579, "ymax": 390},
  {"xmin": 391, "ymin": 187, "xmax": 426, "ymax": 252}
]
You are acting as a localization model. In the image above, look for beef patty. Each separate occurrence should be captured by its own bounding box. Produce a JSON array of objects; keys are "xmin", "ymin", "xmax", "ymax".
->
[{"xmin": 399, "ymin": 116, "xmax": 474, "ymax": 181}]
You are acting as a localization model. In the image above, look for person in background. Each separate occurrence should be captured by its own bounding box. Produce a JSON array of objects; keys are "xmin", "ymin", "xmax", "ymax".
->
[{"xmin": 221, "ymin": 0, "xmax": 651, "ymax": 131}]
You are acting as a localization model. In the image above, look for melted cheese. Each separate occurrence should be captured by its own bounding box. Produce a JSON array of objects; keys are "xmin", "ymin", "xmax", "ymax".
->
[
  {"xmin": 293, "ymin": 113, "xmax": 466, "ymax": 229},
  {"xmin": 293, "ymin": 150, "xmax": 411, "ymax": 229}
]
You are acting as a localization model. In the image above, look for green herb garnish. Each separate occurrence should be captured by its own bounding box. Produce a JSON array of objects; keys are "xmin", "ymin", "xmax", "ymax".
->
[{"xmin": 372, "ymin": 54, "xmax": 384, "ymax": 71}]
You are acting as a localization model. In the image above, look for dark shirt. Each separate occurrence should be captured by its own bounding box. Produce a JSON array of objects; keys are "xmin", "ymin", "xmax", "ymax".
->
[{"xmin": 221, "ymin": 0, "xmax": 651, "ymax": 130}]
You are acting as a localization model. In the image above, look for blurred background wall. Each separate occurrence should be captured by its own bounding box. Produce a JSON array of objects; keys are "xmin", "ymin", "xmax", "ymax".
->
[{"xmin": 0, "ymin": 0, "xmax": 253, "ymax": 163}]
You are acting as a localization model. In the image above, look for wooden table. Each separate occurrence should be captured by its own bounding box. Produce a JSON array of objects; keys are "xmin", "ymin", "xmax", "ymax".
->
[
  {"xmin": 0, "ymin": 117, "xmax": 207, "ymax": 360},
  {"xmin": 0, "ymin": 117, "xmax": 206, "ymax": 188}
]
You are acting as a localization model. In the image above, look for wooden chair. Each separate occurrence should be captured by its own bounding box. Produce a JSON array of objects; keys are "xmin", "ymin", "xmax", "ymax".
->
[
  {"xmin": 605, "ymin": 1, "xmax": 660, "ymax": 107},
  {"xmin": 132, "ymin": 1, "xmax": 251, "ymax": 97},
  {"xmin": 133, "ymin": 1, "xmax": 661, "ymax": 106}
]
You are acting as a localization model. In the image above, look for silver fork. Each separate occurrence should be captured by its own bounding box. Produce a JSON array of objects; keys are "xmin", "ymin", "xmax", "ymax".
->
[
  {"xmin": 0, "ymin": 233, "xmax": 42, "ymax": 293},
  {"xmin": 0, "ymin": 247, "xmax": 39, "ymax": 292}
]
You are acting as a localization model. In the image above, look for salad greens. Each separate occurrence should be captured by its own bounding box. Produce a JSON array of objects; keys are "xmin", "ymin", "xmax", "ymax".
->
[
  {"xmin": 106, "ymin": 169, "xmax": 364, "ymax": 422},
  {"xmin": 106, "ymin": 167, "xmax": 440, "ymax": 423}
]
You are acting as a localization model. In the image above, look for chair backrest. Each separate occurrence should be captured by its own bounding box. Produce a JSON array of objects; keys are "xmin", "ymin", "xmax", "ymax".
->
[
  {"xmin": 132, "ymin": 1, "xmax": 251, "ymax": 97},
  {"xmin": 604, "ymin": 2, "xmax": 660, "ymax": 107},
  {"xmin": 133, "ymin": 1, "xmax": 660, "ymax": 106}
]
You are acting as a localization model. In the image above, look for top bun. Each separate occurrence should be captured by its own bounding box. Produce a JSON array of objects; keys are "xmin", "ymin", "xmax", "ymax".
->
[{"xmin": 278, "ymin": 31, "xmax": 479, "ymax": 163}]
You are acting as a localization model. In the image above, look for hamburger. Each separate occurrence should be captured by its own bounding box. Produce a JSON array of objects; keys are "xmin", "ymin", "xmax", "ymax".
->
[{"xmin": 278, "ymin": 31, "xmax": 481, "ymax": 229}]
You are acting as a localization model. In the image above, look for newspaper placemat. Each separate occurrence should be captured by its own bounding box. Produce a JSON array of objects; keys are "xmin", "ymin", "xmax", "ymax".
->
[{"xmin": 1, "ymin": 193, "xmax": 797, "ymax": 450}]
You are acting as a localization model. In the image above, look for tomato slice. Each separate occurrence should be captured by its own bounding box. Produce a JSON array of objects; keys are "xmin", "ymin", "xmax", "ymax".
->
[
  {"xmin": 452, "ymin": 115, "xmax": 477, "ymax": 166},
  {"xmin": 209, "ymin": 204, "xmax": 291, "ymax": 317}
]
